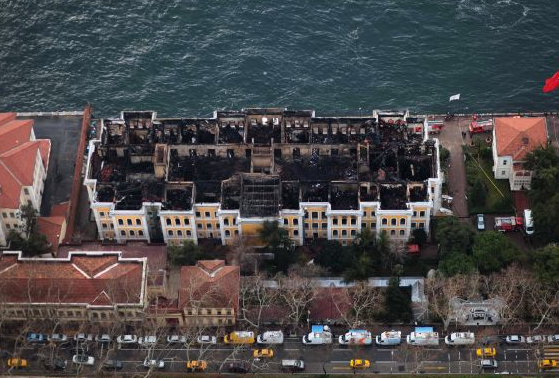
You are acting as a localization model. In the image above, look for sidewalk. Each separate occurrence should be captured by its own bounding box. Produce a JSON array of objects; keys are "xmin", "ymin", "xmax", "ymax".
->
[{"xmin": 438, "ymin": 117, "xmax": 470, "ymax": 219}]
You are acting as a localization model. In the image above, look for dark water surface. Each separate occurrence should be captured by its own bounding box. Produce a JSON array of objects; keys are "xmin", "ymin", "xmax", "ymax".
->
[{"xmin": 0, "ymin": 0, "xmax": 558, "ymax": 116}]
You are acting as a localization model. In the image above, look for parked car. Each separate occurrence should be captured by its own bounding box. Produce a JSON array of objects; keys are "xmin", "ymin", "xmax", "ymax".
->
[
  {"xmin": 186, "ymin": 360, "xmax": 207, "ymax": 371},
  {"xmin": 103, "ymin": 359, "xmax": 123, "ymax": 370},
  {"xmin": 481, "ymin": 359, "xmax": 498, "ymax": 369},
  {"xmin": 505, "ymin": 335, "xmax": 525, "ymax": 344},
  {"xmin": 281, "ymin": 359, "xmax": 305, "ymax": 372},
  {"xmin": 548, "ymin": 335, "xmax": 559, "ymax": 343},
  {"xmin": 253, "ymin": 349, "xmax": 274, "ymax": 359},
  {"xmin": 48, "ymin": 333, "xmax": 68, "ymax": 343},
  {"xmin": 527, "ymin": 335, "xmax": 546, "ymax": 344},
  {"xmin": 117, "ymin": 335, "xmax": 138, "ymax": 344},
  {"xmin": 95, "ymin": 334, "xmax": 111, "ymax": 343},
  {"xmin": 476, "ymin": 347, "xmax": 496, "ymax": 357},
  {"xmin": 228, "ymin": 361, "xmax": 251, "ymax": 373},
  {"xmin": 27, "ymin": 333, "xmax": 46, "ymax": 343},
  {"xmin": 7, "ymin": 358, "xmax": 27, "ymax": 368},
  {"xmin": 477, "ymin": 214, "xmax": 485, "ymax": 231},
  {"xmin": 167, "ymin": 335, "xmax": 186, "ymax": 344},
  {"xmin": 350, "ymin": 359, "xmax": 370, "ymax": 369},
  {"xmin": 73, "ymin": 333, "xmax": 93, "ymax": 342},
  {"xmin": 44, "ymin": 358, "xmax": 67, "ymax": 371},
  {"xmin": 143, "ymin": 358, "xmax": 164, "ymax": 369},
  {"xmin": 138, "ymin": 336, "xmax": 157, "ymax": 346},
  {"xmin": 539, "ymin": 359, "xmax": 558, "ymax": 369},
  {"xmin": 197, "ymin": 335, "xmax": 217, "ymax": 344},
  {"xmin": 72, "ymin": 354, "xmax": 95, "ymax": 365}
]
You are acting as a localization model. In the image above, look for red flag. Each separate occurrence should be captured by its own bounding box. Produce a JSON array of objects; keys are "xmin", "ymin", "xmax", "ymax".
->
[{"xmin": 543, "ymin": 70, "xmax": 559, "ymax": 93}]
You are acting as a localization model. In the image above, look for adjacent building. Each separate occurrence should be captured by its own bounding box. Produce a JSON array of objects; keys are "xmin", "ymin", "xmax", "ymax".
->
[
  {"xmin": 0, "ymin": 113, "xmax": 51, "ymax": 246},
  {"xmin": 0, "ymin": 251, "xmax": 148, "ymax": 323},
  {"xmin": 179, "ymin": 260, "xmax": 240, "ymax": 326},
  {"xmin": 492, "ymin": 117, "xmax": 547, "ymax": 191},
  {"xmin": 84, "ymin": 109, "xmax": 443, "ymax": 247}
]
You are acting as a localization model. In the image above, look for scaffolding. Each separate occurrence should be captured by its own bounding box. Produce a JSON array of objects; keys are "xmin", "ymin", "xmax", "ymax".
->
[{"xmin": 240, "ymin": 174, "xmax": 280, "ymax": 217}]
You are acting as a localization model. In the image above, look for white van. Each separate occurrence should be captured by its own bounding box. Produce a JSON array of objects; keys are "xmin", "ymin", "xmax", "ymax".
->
[
  {"xmin": 303, "ymin": 325, "xmax": 332, "ymax": 345},
  {"xmin": 338, "ymin": 330, "xmax": 373, "ymax": 346},
  {"xmin": 257, "ymin": 331, "xmax": 284, "ymax": 345},
  {"xmin": 444, "ymin": 332, "xmax": 475, "ymax": 346},
  {"xmin": 375, "ymin": 331, "xmax": 402, "ymax": 346},
  {"xmin": 406, "ymin": 327, "xmax": 439, "ymax": 346},
  {"xmin": 524, "ymin": 209, "xmax": 534, "ymax": 235}
]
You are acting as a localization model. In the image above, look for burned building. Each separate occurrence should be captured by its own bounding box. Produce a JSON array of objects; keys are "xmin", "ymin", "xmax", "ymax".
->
[{"xmin": 85, "ymin": 109, "xmax": 442, "ymax": 246}]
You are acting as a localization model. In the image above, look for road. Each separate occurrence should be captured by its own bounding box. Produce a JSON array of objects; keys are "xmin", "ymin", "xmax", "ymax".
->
[{"xmin": 1, "ymin": 335, "xmax": 556, "ymax": 375}]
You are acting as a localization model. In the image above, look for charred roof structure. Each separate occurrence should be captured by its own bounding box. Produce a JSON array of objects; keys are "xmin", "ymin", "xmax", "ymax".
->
[{"xmin": 85, "ymin": 108, "xmax": 441, "ymax": 242}]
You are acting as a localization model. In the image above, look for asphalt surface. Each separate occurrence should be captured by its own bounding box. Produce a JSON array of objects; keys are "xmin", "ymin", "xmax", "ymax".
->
[
  {"xmin": 18, "ymin": 115, "xmax": 83, "ymax": 216},
  {"xmin": 1, "ymin": 335, "xmax": 557, "ymax": 375}
]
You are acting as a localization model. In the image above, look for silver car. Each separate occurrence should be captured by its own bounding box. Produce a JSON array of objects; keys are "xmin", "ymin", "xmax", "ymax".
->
[
  {"xmin": 477, "ymin": 214, "xmax": 485, "ymax": 231},
  {"xmin": 505, "ymin": 335, "xmax": 525, "ymax": 344}
]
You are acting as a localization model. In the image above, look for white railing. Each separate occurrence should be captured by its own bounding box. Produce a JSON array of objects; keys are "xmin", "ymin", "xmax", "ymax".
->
[{"xmin": 16, "ymin": 111, "xmax": 84, "ymax": 117}]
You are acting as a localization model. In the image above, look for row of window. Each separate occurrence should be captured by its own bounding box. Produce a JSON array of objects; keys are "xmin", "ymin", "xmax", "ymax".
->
[
  {"xmin": 185, "ymin": 308, "xmax": 233, "ymax": 316},
  {"xmin": 106, "ymin": 212, "xmax": 426, "ymax": 229},
  {"xmin": 195, "ymin": 211, "xmax": 218, "ymax": 218},
  {"xmin": 5, "ymin": 308, "xmax": 140, "ymax": 320},
  {"xmin": 117, "ymin": 218, "xmax": 142, "ymax": 226},
  {"xmin": 165, "ymin": 217, "xmax": 237, "ymax": 226},
  {"xmin": 4, "ymin": 223, "xmax": 20, "ymax": 230},
  {"xmin": 168, "ymin": 229, "xmax": 192, "ymax": 237},
  {"xmin": 120, "ymin": 230, "xmax": 144, "ymax": 237},
  {"xmin": 305, "ymin": 223, "xmax": 328, "ymax": 229},
  {"xmin": 1, "ymin": 212, "xmax": 17, "ymax": 219},
  {"xmin": 332, "ymin": 229, "xmax": 357, "ymax": 238}
]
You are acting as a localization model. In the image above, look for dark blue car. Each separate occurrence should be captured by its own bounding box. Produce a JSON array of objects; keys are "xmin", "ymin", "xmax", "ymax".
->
[{"xmin": 27, "ymin": 333, "xmax": 46, "ymax": 343}]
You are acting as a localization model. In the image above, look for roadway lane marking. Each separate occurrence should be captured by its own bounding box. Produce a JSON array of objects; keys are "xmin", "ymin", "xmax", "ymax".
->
[
  {"xmin": 331, "ymin": 360, "xmax": 350, "ymax": 363},
  {"xmin": 332, "ymin": 367, "xmax": 352, "ymax": 370},
  {"xmin": 333, "ymin": 348, "xmax": 351, "ymax": 351},
  {"xmin": 284, "ymin": 348, "xmax": 299, "ymax": 351},
  {"xmin": 377, "ymin": 349, "xmax": 392, "ymax": 352},
  {"xmin": 374, "ymin": 361, "xmax": 396, "ymax": 364},
  {"xmin": 508, "ymin": 348, "xmax": 531, "ymax": 351}
]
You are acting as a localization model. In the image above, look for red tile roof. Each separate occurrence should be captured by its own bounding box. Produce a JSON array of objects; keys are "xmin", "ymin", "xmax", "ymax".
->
[
  {"xmin": 309, "ymin": 287, "xmax": 352, "ymax": 321},
  {"xmin": 179, "ymin": 260, "xmax": 240, "ymax": 313},
  {"xmin": 0, "ymin": 112, "xmax": 16, "ymax": 127},
  {"xmin": 0, "ymin": 162, "xmax": 22, "ymax": 209},
  {"xmin": 36, "ymin": 216, "xmax": 65, "ymax": 251},
  {"xmin": 0, "ymin": 252, "xmax": 146, "ymax": 306},
  {"xmin": 0, "ymin": 114, "xmax": 51, "ymax": 210},
  {"xmin": 51, "ymin": 202, "xmax": 70, "ymax": 219},
  {"xmin": 0, "ymin": 119, "xmax": 33, "ymax": 154},
  {"xmin": 0, "ymin": 141, "xmax": 40, "ymax": 186},
  {"xmin": 38, "ymin": 139, "xmax": 51, "ymax": 170},
  {"xmin": 495, "ymin": 117, "xmax": 547, "ymax": 161}
]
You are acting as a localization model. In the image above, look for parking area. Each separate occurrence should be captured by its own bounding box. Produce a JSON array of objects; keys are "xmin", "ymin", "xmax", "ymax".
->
[
  {"xmin": 19, "ymin": 115, "xmax": 83, "ymax": 216},
  {"xmin": 0, "ymin": 334, "xmax": 552, "ymax": 375}
]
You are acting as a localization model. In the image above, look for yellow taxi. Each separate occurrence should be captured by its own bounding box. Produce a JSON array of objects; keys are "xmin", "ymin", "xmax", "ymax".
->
[
  {"xmin": 539, "ymin": 359, "xmax": 558, "ymax": 369},
  {"xmin": 7, "ymin": 358, "xmax": 27, "ymax": 368},
  {"xmin": 350, "ymin": 359, "xmax": 370, "ymax": 369},
  {"xmin": 186, "ymin": 360, "xmax": 207, "ymax": 371},
  {"xmin": 253, "ymin": 348, "xmax": 274, "ymax": 358},
  {"xmin": 476, "ymin": 347, "xmax": 496, "ymax": 357}
]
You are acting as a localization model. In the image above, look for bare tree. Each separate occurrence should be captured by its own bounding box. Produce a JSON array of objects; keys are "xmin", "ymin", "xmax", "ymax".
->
[
  {"xmin": 276, "ymin": 271, "xmax": 317, "ymax": 330},
  {"xmin": 425, "ymin": 273, "xmax": 480, "ymax": 330},
  {"xmin": 239, "ymin": 275, "xmax": 278, "ymax": 329},
  {"xmin": 482, "ymin": 264, "xmax": 532, "ymax": 327},
  {"xmin": 330, "ymin": 282, "xmax": 383, "ymax": 328}
]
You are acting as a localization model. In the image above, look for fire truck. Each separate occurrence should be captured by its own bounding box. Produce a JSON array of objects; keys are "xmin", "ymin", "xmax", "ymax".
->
[
  {"xmin": 426, "ymin": 120, "xmax": 444, "ymax": 134},
  {"xmin": 494, "ymin": 216, "xmax": 524, "ymax": 232},
  {"xmin": 469, "ymin": 118, "xmax": 494, "ymax": 135}
]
